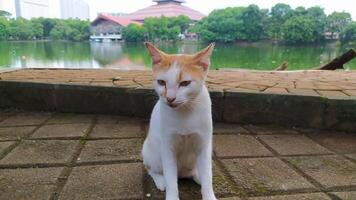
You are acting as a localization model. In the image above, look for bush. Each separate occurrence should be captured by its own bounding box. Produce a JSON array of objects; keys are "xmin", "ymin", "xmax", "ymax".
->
[{"xmin": 122, "ymin": 24, "xmax": 146, "ymax": 42}]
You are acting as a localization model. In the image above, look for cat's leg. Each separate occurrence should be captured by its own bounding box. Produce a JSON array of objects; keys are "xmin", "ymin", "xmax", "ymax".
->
[
  {"xmin": 161, "ymin": 140, "xmax": 179, "ymax": 200},
  {"xmin": 191, "ymin": 167, "xmax": 201, "ymax": 185},
  {"xmin": 142, "ymin": 138, "xmax": 165, "ymax": 191},
  {"xmin": 148, "ymin": 170, "xmax": 166, "ymax": 191},
  {"xmin": 197, "ymin": 136, "xmax": 216, "ymax": 200}
]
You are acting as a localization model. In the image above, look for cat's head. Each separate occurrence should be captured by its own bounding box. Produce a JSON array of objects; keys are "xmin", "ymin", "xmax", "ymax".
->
[{"xmin": 145, "ymin": 42, "xmax": 214, "ymax": 108}]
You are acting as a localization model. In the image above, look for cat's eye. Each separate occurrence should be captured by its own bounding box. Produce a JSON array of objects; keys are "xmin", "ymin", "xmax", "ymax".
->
[
  {"xmin": 179, "ymin": 81, "xmax": 191, "ymax": 87},
  {"xmin": 157, "ymin": 80, "xmax": 166, "ymax": 86}
]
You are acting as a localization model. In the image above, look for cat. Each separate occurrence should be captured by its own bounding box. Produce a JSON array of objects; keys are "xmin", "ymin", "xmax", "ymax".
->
[{"xmin": 142, "ymin": 42, "xmax": 217, "ymax": 200}]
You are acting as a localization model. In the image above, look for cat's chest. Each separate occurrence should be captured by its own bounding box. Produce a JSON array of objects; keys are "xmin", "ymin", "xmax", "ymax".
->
[{"xmin": 164, "ymin": 112, "xmax": 211, "ymax": 135}]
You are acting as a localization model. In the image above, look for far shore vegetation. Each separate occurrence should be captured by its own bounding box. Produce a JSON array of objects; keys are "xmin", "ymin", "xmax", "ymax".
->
[{"xmin": 1, "ymin": 3, "xmax": 356, "ymax": 45}]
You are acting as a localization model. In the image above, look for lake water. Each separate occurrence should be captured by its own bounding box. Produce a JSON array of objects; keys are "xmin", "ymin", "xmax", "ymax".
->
[{"xmin": 0, "ymin": 41, "xmax": 355, "ymax": 70}]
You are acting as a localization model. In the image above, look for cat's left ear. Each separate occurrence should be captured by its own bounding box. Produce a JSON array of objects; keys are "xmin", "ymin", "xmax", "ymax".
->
[
  {"xmin": 145, "ymin": 42, "xmax": 165, "ymax": 65},
  {"xmin": 193, "ymin": 43, "xmax": 215, "ymax": 71}
]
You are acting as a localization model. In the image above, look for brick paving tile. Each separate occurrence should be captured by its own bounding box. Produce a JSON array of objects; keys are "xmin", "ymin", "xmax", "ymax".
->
[
  {"xmin": 0, "ymin": 112, "xmax": 52, "ymax": 126},
  {"xmin": 263, "ymin": 87, "xmax": 289, "ymax": 94},
  {"xmin": 221, "ymin": 158, "xmax": 315, "ymax": 194},
  {"xmin": 258, "ymin": 135, "xmax": 331, "ymax": 155},
  {"xmin": 144, "ymin": 161, "xmax": 238, "ymax": 199},
  {"xmin": 317, "ymin": 90, "xmax": 349, "ymax": 98},
  {"xmin": 31, "ymin": 123, "xmax": 91, "ymax": 139},
  {"xmin": 343, "ymin": 90, "xmax": 356, "ymax": 96},
  {"xmin": 214, "ymin": 123, "xmax": 249, "ymax": 134},
  {"xmin": 286, "ymin": 155, "xmax": 356, "ymax": 188},
  {"xmin": 332, "ymin": 191, "xmax": 356, "ymax": 200},
  {"xmin": 77, "ymin": 139, "xmax": 143, "ymax": 162},
  {"xmin": 96, "ymin": 114, "xmax": 141, "ymax": 124},
  {"xmin": 345, "ymin": 154, "xmax": 356, "ymax": 161},
  {"xmin": 244, "ymin": 125, "xmax": 299, "ymax": 135},
  {"xmin": 0, "ymin": 167, "xmax": 63, "ymax": 200},
  {"xmin": 287, "ymin": 89, "xmax": 320, "ymax": 96},
  {"xmin": 0, "ymin": 141, "xmax": 15, "ymax": 154},
  {"xmin": 248, "ymin": 193, "xmax": 331, "ymax": 200},
  {"xmin": 0, "ymin": 140, "xmax": 77, "ymax": 165},
  {"xmin": 307, "ymin": 132, "xmax": 356, "ymax": 154},
  {"xmin": 89, "ymin": 123, "xmax": 142, "ymax": 138},
  {"xmin": 214, "ymin": 135, "xmax": 273, "ymax": 157},
  {"xmin": 59, "ymin": 163, "xmax": 143, "ymax": 200},
  {"xmin": 47, "ymin": 113, "xmax": 94, "ymax": 124},
  {"xmin": 0, "ymin": 126, "xmax": 36, "ymax": 141}
]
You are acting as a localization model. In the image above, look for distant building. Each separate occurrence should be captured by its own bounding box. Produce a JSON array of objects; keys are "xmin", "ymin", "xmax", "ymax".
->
[
  {"xmin": 0, "ymin": 0, "xmax": 89, "ymax": 20},
  {"xmin": 59, "ymin": 0, "xmax": 89, "ymax": 20},
  {"xmin": 0, "ymin": 0, "xmax": 16, "ymax": 17},
  {"xmin": 126, "ymin": 0, "xmax": 205, "ymax": 22},
  {"xmin": 90, "ymin": 14, "xmax": 141, "ymax": 42},
  {"xmin": 15, "ymin": 0, "xmax": 50, "ymax": 19}
]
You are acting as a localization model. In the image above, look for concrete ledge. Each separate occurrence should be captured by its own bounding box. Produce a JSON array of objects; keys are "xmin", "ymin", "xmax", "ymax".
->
[{"xmin": 1, "ymin": 80, "xmax": 356, "ymax": 132}]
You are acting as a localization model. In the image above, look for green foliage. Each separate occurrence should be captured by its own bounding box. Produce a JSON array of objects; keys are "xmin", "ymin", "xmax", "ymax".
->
[
  {"xmin": 122, "ymin": 24, "xmax": 146, "ymax": 42},
  {"xmin": 282, "ymin": 15, "xmax": 316, "ymax": 44},
  {"xmin": 143, "ymin": 16, "xmax": 186, "ymax": 41},
  {"xmin": 242, "ymin": 5, "xmax": 266, "ymax": 41},
  {"xmin": 194, "ymin": 3, "xmax": 354, "ymax": 44},
  {"xmin": 50, "ymin": 19, "xmax": 90, "ymax": 41},
  {"xmin": 0, "ymin": 10, "xmax": 11, "ymax": 18},
  {"xmin": 195, "ymin": 7, "xmax": 246, "ymax": 42},
  {"xmin": 326, "ymin": 12, "xmax": 352, "ymax": 38},
  {"xmin": 268, "ymin": 3, "xmax": 293, "ymax": 39},
  {"xmin": 0, "ymin": 17, "xmax": 89, "ymax": 41},
  {"xmin": 339, "ymin": 22, "xmax": 356, "ymax": 44},
  {"xmin": 0, "ymin": 17, "xmax": 9, "ymax": 40}
]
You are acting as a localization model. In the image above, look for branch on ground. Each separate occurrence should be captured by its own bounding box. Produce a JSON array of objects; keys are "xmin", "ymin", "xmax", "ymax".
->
[
  {"xmin": 274, "ymin": 61, "xmax": 288, "ymax": 71},
  {"xmin": 314, "ymin": 49, "xmax": 356, "ymax": 70}
]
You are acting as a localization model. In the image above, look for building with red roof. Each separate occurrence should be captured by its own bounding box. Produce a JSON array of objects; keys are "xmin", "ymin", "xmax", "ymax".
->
[
  {"xmin": 126, "ymin": 0, "xmax": 205, "ymax": 22},
  {"xmin": 90, "ymin": 14, "xmax": 141, "ymax": 42},
  {"xmin": 90, "ymin": 0, "xmax": 205, "ymax": 41}
]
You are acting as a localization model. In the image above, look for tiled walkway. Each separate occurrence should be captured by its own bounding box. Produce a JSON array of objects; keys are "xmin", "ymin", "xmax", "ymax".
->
[
  {"xmin": 1, "ymin": 69, "xmax": 356, "ymax": 98},
  {"xmin": 0, "ymin": 111, "xmax": 355, "ymax": 199}
]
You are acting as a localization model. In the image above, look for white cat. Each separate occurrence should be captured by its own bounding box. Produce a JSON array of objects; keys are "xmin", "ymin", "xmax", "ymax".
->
[{"xmin": 142, "ymin": 42, "xmax": 217, "ymax": 200}]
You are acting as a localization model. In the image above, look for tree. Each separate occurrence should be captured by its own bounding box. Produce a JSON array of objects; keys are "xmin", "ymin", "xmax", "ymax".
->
[
  {"xmin": 49, "ymin": 19, "xmax": 90, "ymax": 41},
  {"xmin": 36, "ymin": 17, "xmax": 58, "ymax": 37},
  {"xmin": 242, "ymin": 4, "xmax": 265, "ymax": 41},
  {"xmin": 170, "ymin": 15, "xmax": 190, "ymax": 33},
  {"xmin": 339, "ymin": 22, "xmax": 356, "ymax": 44},
  {"xmin": 30, "ymin": 18, "xmax": 44, "ymax": 39},
  {"xmin": 306, "ymin": 6, "xmax": 327, "ymax": 42},
  {"xmin": 268, "ymin": 3, "xmax": 293, "ymax": 39},
  {"xmin": 282, "ymin": 15, "xmax": 316, "ymax": 44},
  {"xmin": 326, "ymin": 12, "xmax": 352, "ymax": 39},
  {"xmin": 8, "ymin": 18, "xmax": 35, "ymax": 40},
  {"xmin": 143, "ymin": 16, "xmax": 184, "ymax": 41},
  {"xmin": 0, "ymin": 10, "xmax": 11, "ymax": 18},
  {"xmin": 0, "ymin": 17, "xmax": 9, "ymax": 40},
  {"xmin": 123, "ymin": 24, "xmax": 146, "ymax": 42},
  {"xmin": 194, "ymin": 7, "xmax": 246, "ymax": 42}
]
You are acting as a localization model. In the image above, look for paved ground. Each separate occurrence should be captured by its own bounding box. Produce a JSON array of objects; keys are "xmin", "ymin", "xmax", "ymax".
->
[
  {"xmin": 0, "ymin": 111, "xmax": 356, "ymax": 200},
  {"xmin": 1, "ymin": 69, "xmax": 356, "ymax": 98}
]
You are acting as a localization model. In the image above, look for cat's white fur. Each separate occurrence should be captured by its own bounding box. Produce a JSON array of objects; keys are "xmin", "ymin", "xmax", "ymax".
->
[{"xmin": 142, "ymin": 43, "xmax": 217, "ymax": 200}]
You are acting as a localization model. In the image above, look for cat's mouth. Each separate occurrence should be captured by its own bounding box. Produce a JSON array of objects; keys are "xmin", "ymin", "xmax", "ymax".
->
[{"xmin": 167, "ymin": 102, "xmax": 183, "ymax": 108}]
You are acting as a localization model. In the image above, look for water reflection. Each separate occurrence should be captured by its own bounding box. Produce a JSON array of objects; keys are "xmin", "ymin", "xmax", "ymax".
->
[{"xmin": 0, "ymin": 41, "xmax": 354, "ymax": 70}]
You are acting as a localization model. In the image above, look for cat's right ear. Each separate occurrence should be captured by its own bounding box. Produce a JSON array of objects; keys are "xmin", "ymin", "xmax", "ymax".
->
[{"xmin": 145, "ymin": 42, "xmax": 164, "ymax": 65}]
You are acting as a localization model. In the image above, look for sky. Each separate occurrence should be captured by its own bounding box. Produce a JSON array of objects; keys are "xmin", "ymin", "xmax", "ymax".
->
[{"xmin": 84, "ymin": 0, "xmax": 356, "ymax": 20}]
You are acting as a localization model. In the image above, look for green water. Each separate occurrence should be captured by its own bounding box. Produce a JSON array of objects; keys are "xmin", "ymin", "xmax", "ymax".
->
[{"xmin": 0, "ymin": 41, "xmax": 355, "ymax": 70}]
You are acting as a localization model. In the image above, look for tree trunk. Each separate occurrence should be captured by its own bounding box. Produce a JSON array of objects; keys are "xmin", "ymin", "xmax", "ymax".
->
[{"xmin": 314, "ymin": 49, "xmax": 356, "ymax": 70}]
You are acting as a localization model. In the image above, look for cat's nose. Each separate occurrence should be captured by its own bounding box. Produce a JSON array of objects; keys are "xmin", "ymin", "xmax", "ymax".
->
[{"xmin": 166, "ymin": 97, "xmax": 176, "ymax": 103}]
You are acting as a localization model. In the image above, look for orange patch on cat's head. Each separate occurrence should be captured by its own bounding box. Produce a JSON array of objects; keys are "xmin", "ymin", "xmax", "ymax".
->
[{"xmin": 145, "ymin": 42, "xmax": 215, "ymax": 81}]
